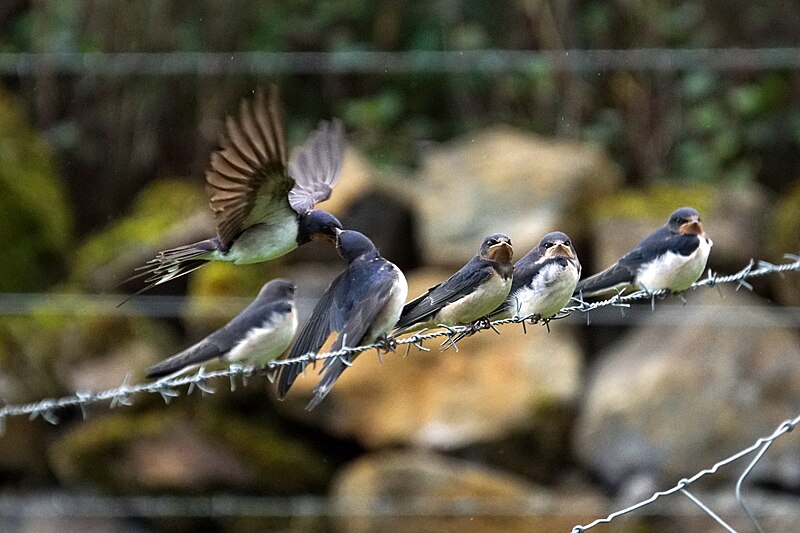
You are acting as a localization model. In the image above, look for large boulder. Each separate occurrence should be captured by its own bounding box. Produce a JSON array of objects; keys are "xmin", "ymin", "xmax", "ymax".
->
[
  {"xmin": 573, "ymin": 287, "xmax": 800, "ymax": 491},
  {"xmin": 274, "ymin": 268, "xmax": 584, "ymax": 470},
  {"xmin": 330, "ymin": 450, "xmax": 606, "ymax": 533},
  {"xmin": 411, "ymin": 126, "xmax": 621, "ymax": 266}
]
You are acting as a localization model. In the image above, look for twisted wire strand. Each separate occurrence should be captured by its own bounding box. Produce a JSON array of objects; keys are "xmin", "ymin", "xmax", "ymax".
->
[{"xmin": 0, "ymin": 254, "xmax": 797, "ymax": 432}]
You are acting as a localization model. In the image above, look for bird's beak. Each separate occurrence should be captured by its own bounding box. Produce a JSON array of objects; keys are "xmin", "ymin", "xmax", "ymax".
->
[
  {"xmin": 679, "ymin": 216, "xmax": 704, "ymax": 235},
  {"xmin": 545, "ymin": 242, "xmax": 574, "ymax": 258},
  {"xmin": 487, "ymin": 240, "xmax": 513, "ymax": 263}
]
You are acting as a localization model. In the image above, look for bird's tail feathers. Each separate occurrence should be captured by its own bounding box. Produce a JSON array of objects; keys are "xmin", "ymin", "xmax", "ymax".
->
[
  {"xmin": 119, "ymin": 238, "xmax": 221, "ymax": 305},
  {"xmin": 145, "ymin": 344, "xmax": 218, "ymax": 380},
  {"xmin": 306, "ymin": 355, "xmax": 350, "ymax": 410}
]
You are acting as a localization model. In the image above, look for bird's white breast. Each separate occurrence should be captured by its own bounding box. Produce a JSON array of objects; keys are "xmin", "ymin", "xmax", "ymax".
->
[
  {"xmin": 636, "ymin": 236, "xmax": 713, "ymax": 292},
  {"xmin": 435, "ymin": 271, "xmax": 512, "ymax": 326},
  {"xmin": 365, "ymin": 265, "xmax": 408, "ymax": 343},
  {"xmin": 218, "ymin": 205, "xmax": 300, "ymax": 264},
  {"xmin": 509, "ymin": 260, "xmax": 580, "ymax": 320},
  {"xmin": 225, "ymin": 307, "xmax": 298, "ymax": 366}
]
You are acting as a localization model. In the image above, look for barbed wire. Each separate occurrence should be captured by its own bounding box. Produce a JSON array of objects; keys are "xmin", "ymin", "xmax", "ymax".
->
[
  {"xmin": 0, "ymin": 253, "xmax": 796, "ymax": 431},
  {"xmin": 0, "ymin": 253, "xmax": 798, "ymax": 528},
  {"xmin": 3, "ymin": 48, "xmax": 800, "ymax": 77}
]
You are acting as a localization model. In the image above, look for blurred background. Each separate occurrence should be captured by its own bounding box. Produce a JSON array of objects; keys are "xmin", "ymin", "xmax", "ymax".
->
[{"xmin": 1, "ymin": 1, "xmax": 800, "ymax": 532}]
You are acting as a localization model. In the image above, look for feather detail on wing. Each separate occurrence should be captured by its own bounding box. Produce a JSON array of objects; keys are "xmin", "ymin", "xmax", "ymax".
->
[
  {"xmin": 288, "ymin": 119, "xmax": 346, "ymax": 214},
  {"xmin": 205, "ymin": 87, "xmax": 293, "ymax": 248},
  {"xmin": 276, "ymin": 282, "xmax": 337, "ymax": 399},
  {"xmin": 395, "ymin": 260, "xmax": 491, "ymax": 329}
]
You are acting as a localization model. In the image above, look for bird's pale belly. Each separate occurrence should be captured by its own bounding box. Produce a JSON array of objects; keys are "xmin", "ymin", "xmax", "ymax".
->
[
  {"xmin": 218, "ymin": 216, "xmax": 300, "ymax": 265},
  {"xmin": 226, "ymin": 309, "xmax": 298, "ymax": 366},
  {"xmin": 365, "ymin": 267, "xmax": 408, "ymax": 343},
  {"xmin": 636, "ymin": 237, "xmax": 713, "ymax": 292},
  {"xmin": 512, "ymin": 263, "xmax": 579, "ymax": 319},
  {"xmin": 436, "ymin": 273, "xmax": 512, "ymax": 325}
]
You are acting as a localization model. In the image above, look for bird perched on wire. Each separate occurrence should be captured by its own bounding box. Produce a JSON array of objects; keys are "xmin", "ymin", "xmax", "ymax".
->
[
  {"xmin": 393, "ymin": 233, "xmax": 513, "ymax": 336},
  {"xmin": 489, "ymin": 231, "xmax": 580, "ymax": 323},
  {"xmin": 276, "ymin": 230, "xmax": 407, "ymax": 410},
  {"xmin": 128, "ymin": 86, "xmax": 345, "ymax": 298},
  {"xmin": 575, "ymin": 207, "xmax": 712, "ymax": 298},
  {"xmin": 145, "ymin": 279, "xmax": 297, "ymax": 379}
]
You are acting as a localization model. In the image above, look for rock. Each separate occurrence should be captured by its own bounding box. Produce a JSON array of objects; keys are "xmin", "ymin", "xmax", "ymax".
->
[
  {"xmin": 330, "ymin": 450, "xmax": 606, "ymax": 533},
  {"xmin": 73, "ymin": 177, "xmax": 211, "ymax": 292},
  {"xmin": 412, "ymin": 126, "xmax": 621, "ymax": 266},
  {"xmin": 573, "ymin": 287, "xmax": 800, "ymax": 491},
  {"xmin": 769, "ymin": 180, "xmax": 800, "ymax": 306},
  {"xmin": 274, "ymin": 269, "xmax": 584, "ymax": 461},
  {"xmin": 0, "ymin": 86, "xmax": 72, "ymax": 291},
  {"xmin": 586, "ymin": 183, "xmax": 769, "ymax": 274},
  {"xmin": 49, "ymin": 410, "xmax": 332, "ymax": 494}
]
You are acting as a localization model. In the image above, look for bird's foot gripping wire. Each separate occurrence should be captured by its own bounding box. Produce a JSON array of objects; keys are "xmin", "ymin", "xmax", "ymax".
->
[
  {"xmin": 442, "ymin": 316, "xmax": 499, "ymax": 350},
  {"xmin": 374, "ymin": 335, "xmax": 397, "ymax": 364}
]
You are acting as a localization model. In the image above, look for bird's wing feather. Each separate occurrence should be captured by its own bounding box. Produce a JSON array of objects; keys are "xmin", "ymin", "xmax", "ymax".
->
[
  {"xmin": 395, "ymin": 258, "xmax": 492, "ymax": 329},
  {"xmin": 288, "ymin": 119, "xmax": 346, "ymax": 214},
  {"xmin": 145, "ymin": 340, "xmax": 225, "ymax": 379},
  {"xmin": 206, "ymin": 87, "xmax": 294, "ymax": 247},
  {"xmin": 276, "ymin": 278, "xmax": 339, "ymax": 398},
  {"xmin": 308, "ymin": 266, "xmax": 398, "ymax": 410}
]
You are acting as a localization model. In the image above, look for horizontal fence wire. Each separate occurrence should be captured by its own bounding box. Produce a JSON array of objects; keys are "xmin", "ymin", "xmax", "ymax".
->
[
  {"xmin": 3, "ymin": 48, "xmax": 800, "ymax": 76},
  {"xmin": 0, "ymin": 254, "xmax": 798, "ymax": 530}
]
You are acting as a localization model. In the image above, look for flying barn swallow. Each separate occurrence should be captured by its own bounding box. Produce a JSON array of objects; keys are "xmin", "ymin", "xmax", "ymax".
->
[
  {"xmin": 129, "ymin": 87, "xmax": 345, "ymax": 297},
  {"xmin": 393, "ymin": 233, "xmax": 513, "ymax": 335},
  {"xmin": 276, "ymin": 230, "xmax": 408, "ymax": 410},
  {"xmin": 489, "ymin": 231, "xmax": 580, "ymax": 322},
  {"xmin": 146, "ymin": 279, "xmax": 297, "ymax": 379},
  {"xmin": 575, "ymin": 207, "xmax": 713, "ymax": 297}
]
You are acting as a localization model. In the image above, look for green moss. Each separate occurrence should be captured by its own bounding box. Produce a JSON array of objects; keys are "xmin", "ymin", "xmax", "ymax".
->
[
  {"xmin": 0, "ymin": 86, "xmax": 72, "ymax": 290},
  {"xmin": 770, "ymin": 181, "xmax": 800, "ymax": 257},
  {"xmin": 589, "ymin": 183, "xmax": 715, "ymax": 222},
  {"xmin": 72, "ymin": 177, "xmax": 207, "ymax": 283},
  {"xmin": 197, "ymin": 409, "xmax": 332, "ymax": 493}
]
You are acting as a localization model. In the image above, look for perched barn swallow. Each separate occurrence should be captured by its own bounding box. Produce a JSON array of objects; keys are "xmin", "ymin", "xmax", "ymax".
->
[
  {"xmin": 393, "ymin": 233, "xmax": 513, "ymax": 334},
  {"xmin": 146, "ymin": 279, "xmax": 297, "ymax": 379},
  {"xmin": 276, "ymin": 230, "xmax": 407, "ymax": 410},
  {"xmin": 130, "ymin": 87, "xmax": 345, "ymax": 296},
  {"xmin": 575, "ymin": 207, "xmax": 713, "ymax": 297},
  {"xmin": 489, "ymin": 231, "xmax": 580, "ymax": 322}
]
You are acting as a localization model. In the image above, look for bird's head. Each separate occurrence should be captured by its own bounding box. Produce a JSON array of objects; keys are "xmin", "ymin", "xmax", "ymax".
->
[
  {"xmin": 480, "ymin": 233, "xmax": 513, "ymax": 264},
  {"xmin": 667, "ymin": 207, "xmax": 705, "ymax": 236},
  {"xmin": 256, "ymin": 278, "xmax": 296, "ymax": 302},
  {"xmin": 336, "ymin": 230, "xmax": 377, "ymax": 263},
  {"xmin": 538, "ymin": 231, "xmax": 577, "ymax": 260},
  {"xmin": 298, "ymin": 209, "xmax": 343, "ymax": 245}
]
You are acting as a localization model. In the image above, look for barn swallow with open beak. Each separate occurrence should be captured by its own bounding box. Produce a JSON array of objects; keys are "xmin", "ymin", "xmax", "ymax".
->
[
  {"xmin": 393, "ymin": 233, "xmax": 513, "ymax": 335},
  {"xmin": 127, "ymin": 86, "xmax": 345, "ymax": 299},
  {"xmin": 489, "ymin": 231, "xmax": 580, "ymax": 322},
  {"xmin": 146, "ymin": 279, "xmax": 297, "ymax": 379},
  {"xmin": 575, "ymin": 207, "xmax": 712, "ymax": 298},
  {"xmin": 276, "ymin": 230, "xmax": 408, "ymax": 410}
]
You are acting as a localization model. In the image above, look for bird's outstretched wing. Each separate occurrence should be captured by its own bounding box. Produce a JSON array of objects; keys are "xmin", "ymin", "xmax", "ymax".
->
[
  {"xmin": 395, "ymin": 258, "xmax": 492, "ymax": 329},
  {"xmin": 205, "ymin": 87, "xmax": 293, "ymax": 248},
  {"xmin": 307, "ymin": 267, "xmax": 398, "ymax": 410},
  {"xmin": 288, "ymin": 119, "xmax": 346, "ymax": 214}
]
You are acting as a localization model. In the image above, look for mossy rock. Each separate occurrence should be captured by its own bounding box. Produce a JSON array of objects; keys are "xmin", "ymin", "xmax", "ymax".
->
[
  {"xmin": 588, "ymin": 183, "xmax": 715, "ymax": 222},
  {"xmin": 769, "ymin": 181, "xmax": 800, "ymax": 304},
  {"xmin": 49, "ymin": 409, "xmax": 333, "ymax": 494},
  {"xmin": 72, "ymin": 177, "xmax": 207, "ymax": 285},
  {"xmin": 0, "ymin": 86, "xmax": 72, "ymax": 291}
]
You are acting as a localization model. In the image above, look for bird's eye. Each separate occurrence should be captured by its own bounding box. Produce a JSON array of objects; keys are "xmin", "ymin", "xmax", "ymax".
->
[
  {"xmin": 564, "ymin": 240, "xmax": 571, "ymax": 247},
  {"xmin": 543, "ymin": 242, "xmax": 554, "ymax": 248},
  {"xmin": 488, "ymin": 239, "xmax": 497, "ymax": 245}
]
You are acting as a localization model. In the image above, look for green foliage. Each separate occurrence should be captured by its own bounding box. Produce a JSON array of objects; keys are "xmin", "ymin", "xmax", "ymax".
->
[
  {"xmin": 0, "ymin": 88, "xmax": 72, "ymax": 291},
  {"xmin": 72, "ymin": 177, "xmax": 206, "ymax": 283}
]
